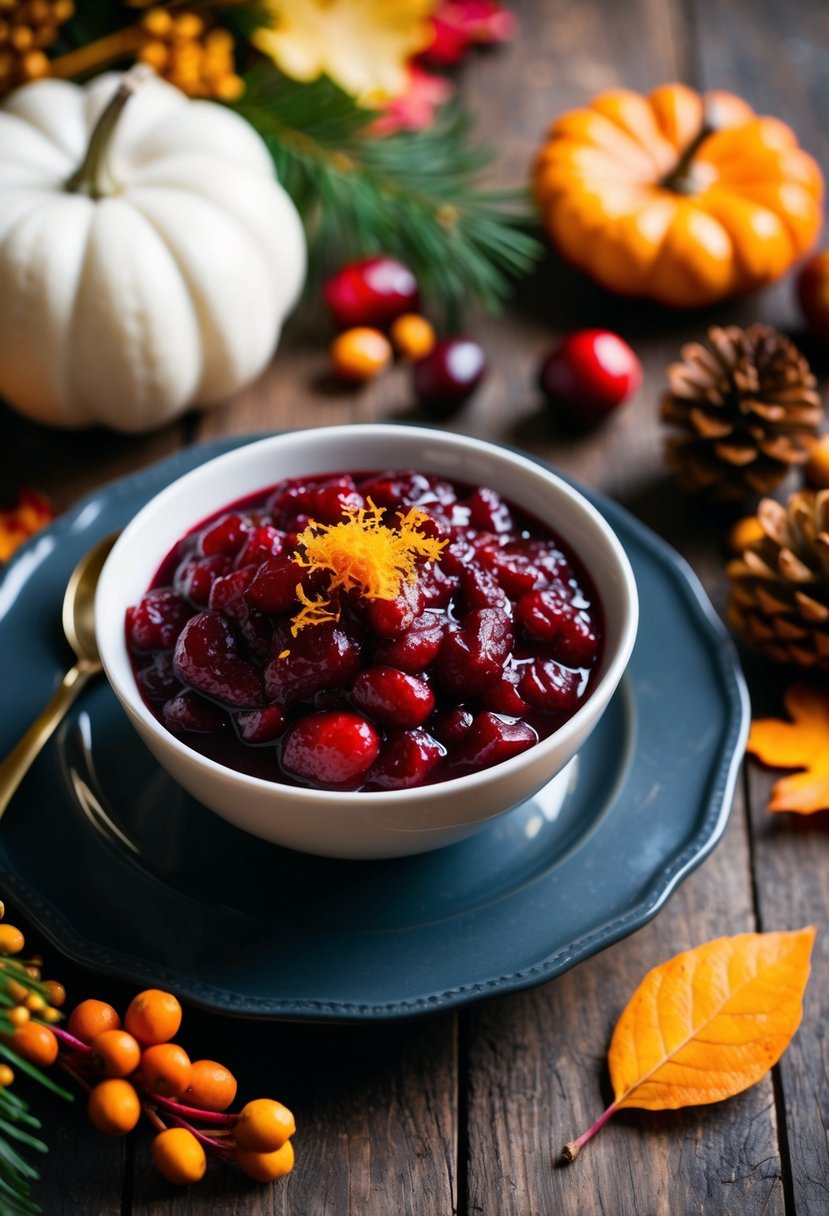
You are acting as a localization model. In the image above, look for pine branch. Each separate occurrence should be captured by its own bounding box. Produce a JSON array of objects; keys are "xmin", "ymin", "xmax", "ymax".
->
[{"xmin": 234, "ymin": 69, "xmax": 541, "ymax": 324}]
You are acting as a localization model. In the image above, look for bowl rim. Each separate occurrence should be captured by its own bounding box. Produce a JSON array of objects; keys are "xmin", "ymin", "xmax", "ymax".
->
[{"xmin": 95, "ymin": 424, "xmax": 639, "ymax": 804}]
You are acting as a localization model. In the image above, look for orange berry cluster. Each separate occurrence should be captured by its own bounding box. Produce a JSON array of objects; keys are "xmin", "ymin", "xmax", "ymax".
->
[
  {"xmin": 138, "ymin": 7, "xmax": 243, "ymax": 101},
  {"xmin": 0, "ymin": 0, "xmax": 74, "ymax": 95},
  {"xmin": 56, "ymin": 990, "xmax": 296, "ymax": 1185},
  {"xmin": 0, "ymin": 907, "xmax": 294, "ymax": 1188},
  {"xmin": 331, "ymin": 313, "xmax": 437, "ymax": 383}
]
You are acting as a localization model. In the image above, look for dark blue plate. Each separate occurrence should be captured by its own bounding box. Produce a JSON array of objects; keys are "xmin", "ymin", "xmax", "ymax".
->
[{"xmin": 0, "ymin": 438, "xmax": 749, "ymax": 1020}]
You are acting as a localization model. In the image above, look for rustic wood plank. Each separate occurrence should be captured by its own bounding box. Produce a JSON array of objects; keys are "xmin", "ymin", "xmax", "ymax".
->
[
  {"xmin": 128, "ymin": 999, "xmax": 457, "ymax": 1214},
  {"xmin": 460, "ymin": 0, "xmax": 785, "ymax": 1212},
  {"xmin": 694, "ymin": 2, "xmax": 829, "ymax": 1212}
]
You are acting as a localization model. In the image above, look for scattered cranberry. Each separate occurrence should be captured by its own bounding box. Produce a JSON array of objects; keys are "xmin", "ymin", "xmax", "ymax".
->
[
  {"xmin": 539, "ymin": 329, "xmax": 641, "ymax": 424},
  {"xmin": 413, "ymin": 338, "xmax": 487, "ymax": 415},
  {"xmin": 281, "ymin": 711, "xmax": 380, "ymax": 785},
  {"xmin": 797, "ymin": 251, "xmax": 829, "ymax": 343},
  {"xmin": 323, "ymin": 256, "xmax": 419, "ymax": 329}
]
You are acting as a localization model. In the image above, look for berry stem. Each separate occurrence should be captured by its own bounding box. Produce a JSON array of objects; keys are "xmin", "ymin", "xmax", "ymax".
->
[
  {"xmin": 59, "ymin": 1058, "xmax": 92, "ymax": 1093},
  {"xmin": 52, "ymin": 1026, "xmax": 92, "ymax": 1055},
  {"xmin": 561, "ymin": 1102, "xmax": 619, "ymax": 1162},
  {"xmin": 166, "ymin": 1112, "xmax": 235, "ymax": 1156},
  {"xmin": 142, "ymin": 1102, "xmax": 168, "ymax": 1134},
  {"xmin": 147, "ymin": 1091, "xmax": 234, "ymax": 1125}
]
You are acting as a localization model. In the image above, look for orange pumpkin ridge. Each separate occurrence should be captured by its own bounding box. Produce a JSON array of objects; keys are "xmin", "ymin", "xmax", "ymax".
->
[{"xmin": 533, "ymin": 83, "xmax": 824, "ymax": 308}]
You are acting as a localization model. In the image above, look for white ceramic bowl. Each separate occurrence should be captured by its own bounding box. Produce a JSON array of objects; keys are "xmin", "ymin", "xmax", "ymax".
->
[{"xmin": 95, "ymin": 425, "xmax": 638, "ymax": 859}]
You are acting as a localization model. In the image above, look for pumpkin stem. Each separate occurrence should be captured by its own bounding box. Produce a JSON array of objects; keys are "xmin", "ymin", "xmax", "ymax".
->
[
  {"xmin": 660, "ymin": 123, "xmax": 714, "ymax": 195},
  {"xmin": 65, "ymin": 65, "xmax": 153, "ymax": 200}
]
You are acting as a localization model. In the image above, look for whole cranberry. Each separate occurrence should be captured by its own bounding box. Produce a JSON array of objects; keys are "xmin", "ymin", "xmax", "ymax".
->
[
  {"xmin": 323, "ymin": 256, "xmax": 419, "ymax": 329},
  {"xmin": 413, "ymin": 339, "xmax": 487, "ymax": 415},
  {"xmin": 539, "ymin": 329, "xmax": 641, "ymax": 424},
  {"xmin": 281, "ymin": 711, "xmax": 380, "ymax": 786},
  {"xmin": 797, "ymin": 251, "xmax": 829, "ymax": 342}
]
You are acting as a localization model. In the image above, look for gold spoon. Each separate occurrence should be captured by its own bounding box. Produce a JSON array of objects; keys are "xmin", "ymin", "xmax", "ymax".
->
[{"xmin": 0, "ymin": 532, "xmax": 118, "ymax": 822}]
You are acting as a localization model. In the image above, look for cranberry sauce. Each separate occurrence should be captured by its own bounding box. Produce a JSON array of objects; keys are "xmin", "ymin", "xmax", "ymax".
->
[{"xmin": 125, "ymin": 470, "xmax": 604, "ymax": 792}]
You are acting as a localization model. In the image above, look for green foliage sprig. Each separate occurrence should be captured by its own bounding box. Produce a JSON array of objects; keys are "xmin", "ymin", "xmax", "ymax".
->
[
  {"xmin": 0, "ymin": 953, "xmax": 71, "ymax": 1216},
  {"xmin": 236, "ymin": 70, "xmax": 541, "ymax": 325}
]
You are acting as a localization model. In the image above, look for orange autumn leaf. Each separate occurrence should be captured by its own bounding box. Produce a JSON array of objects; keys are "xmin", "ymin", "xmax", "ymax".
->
[
  {"xmin": 563, "ymin": 927, "xmax": 816, "ymax": 1161},
  {"xmin": 0, "ymin": 489, "xmax": 53, "ymax": 562},
  {"xmin": 747, "ymin": 685, "xmax": 829, "ymax": 814}
]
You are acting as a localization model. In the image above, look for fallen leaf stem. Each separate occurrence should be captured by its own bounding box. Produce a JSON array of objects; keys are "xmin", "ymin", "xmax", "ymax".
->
[
  {"xmin": 51, "ymin": 1026, "xmax": 91, "ymax": 1055},
  {"xmin": 562, "ymin": 1102, "xmax": 619, "ymax": 1162},
  {"xmin": 148, "ymin": 1091, "xmax": 233, "ymax": 1125}
]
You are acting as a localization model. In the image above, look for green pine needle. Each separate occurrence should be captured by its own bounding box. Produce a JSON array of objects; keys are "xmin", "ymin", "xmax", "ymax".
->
[{"xmin": 235, "ymin": 69, "xmax": 541, "ymax": 324}]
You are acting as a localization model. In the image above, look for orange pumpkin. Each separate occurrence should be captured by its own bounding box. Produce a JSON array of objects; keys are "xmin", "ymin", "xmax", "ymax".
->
[{"xmin": 533, "ymin": 83, "xmax": 824, "ymax": 308}]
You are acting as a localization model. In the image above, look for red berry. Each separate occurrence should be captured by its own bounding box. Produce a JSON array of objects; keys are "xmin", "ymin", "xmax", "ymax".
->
[
  {"xmin": 797, "ymin": 251, "xmax": 829, "ymax": 342},
  {"xmin": 233, "ymin": 705, "xmax": 287, "ymax": 744},
  {"xmin": 414, "ymin": 338, "xmax": 487, "ymax": 415},
  {"xmin": 519, "ymin": 659, "xmax": 583, "ymax": 714},
  {"xmin": 351, "ymin": 666, "xmax": 435, "ymax": 729},
  {"xmin": 372, "ymin": 611, "xmax": 446, "ymax": 673},
  {"xmin": 450, "ymin": 712, "xmax": 537, "ymax": 775},
  {"xmin": 436, "ymin": 609, "xmax": 512, "ymax": 697},
  {"xmin": 163, "ymin": 691, "xmax": 228, "ymax": 735},
  {"xmin": 125, "ymin": 590, "xmax": 191, "ymax": 653},
  {"xmin": 323, "ymin": 256, "xmax": 419, "ymax": 329},
  {"xmin": 515, "ymin": 590, "xmax": 599, "ymax": 666},
  {"xmin": 264, "ymin": 621, "xmax": 362, "ymax": 704},
  {"xmin": 281, "ymin": 711, "xmax": 380, "ymax": 785},
  {"xmin": 539, "ymin": 329, "xmax": 641, "ymax": 423},
  {"xmin": 174, "ymin": 554, "xmax": 232, "ymax": 607},
  {"xmin": 368, "ymin": 729, "xmax": 444, "ymax": 789},
  {"xmin": 173, "ymin": 612, "xmax": 265, "ymax": 708}
]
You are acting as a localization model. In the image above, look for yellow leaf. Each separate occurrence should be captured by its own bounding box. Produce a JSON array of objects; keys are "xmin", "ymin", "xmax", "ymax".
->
[
  {"xmin": 563, "ymin": 927, "xmax": 815, "ymax": 1161},
  {"xmin": 253, "ymin": 0, "xmax": 436, "ymax": 103},
  {"xmin": 746, "ymin": 684, "xmax": 829, "ymax": 813}
]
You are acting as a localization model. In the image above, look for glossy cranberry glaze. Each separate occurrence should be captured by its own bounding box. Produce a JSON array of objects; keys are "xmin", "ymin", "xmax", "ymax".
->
[{"xmin": 126, "ymin": 470, "xmax": 604, "ymax": 791}]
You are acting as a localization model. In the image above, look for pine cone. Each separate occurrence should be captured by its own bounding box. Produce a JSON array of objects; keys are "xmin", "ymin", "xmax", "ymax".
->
[
  {"xmin": 661, "ymin": 324, "xmax": 823, "ymax": 502},
  {"xmin": 727, "ymin": 490, "xmax": 829, "ymax": 669}
]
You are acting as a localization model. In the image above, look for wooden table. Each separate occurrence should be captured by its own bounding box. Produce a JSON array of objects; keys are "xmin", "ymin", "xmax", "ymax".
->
[{"xmin": 2, "ymin": 1, "xmax": 828, "ymax": 1212}]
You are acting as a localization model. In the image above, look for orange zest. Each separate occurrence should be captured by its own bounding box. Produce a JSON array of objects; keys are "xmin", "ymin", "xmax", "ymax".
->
[{"xmin": 289, "ymin": 499, "xmax": 446, "ymax": 634}]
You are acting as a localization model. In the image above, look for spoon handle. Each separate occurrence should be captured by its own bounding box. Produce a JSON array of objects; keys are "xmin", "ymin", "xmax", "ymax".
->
[{"xmin": 0, "ymin": 662, "xmax": 100, "ymax": 822}]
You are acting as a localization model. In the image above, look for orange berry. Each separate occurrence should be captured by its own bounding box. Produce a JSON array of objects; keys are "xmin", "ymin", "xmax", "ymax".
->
[
  {"xmin": 25, "ymin": 992, "xmax": 46, "ymax": 1013},
  {"xmin": 6, "ymin": 979, "xmax": 28, "ymax": 1003},
  {"xmin": 152, "ymin": 1127, "xmax": 207, "ymax": 1185},
  {"xmin": 0, "ymin": 1064, "xmax": 14, "ymax": 1087},
  {"xmin": 390, "ymin": 313, "xmax": 436, "ymax": 361},
  {"xmin": 125, "ymin": 989, "xmax": 182, "ymax": 1045},
  {"xmin": 44, "ymin": 980, "xmax": 66, "ymax": 1008},
  {"xmin": 9, "ymin": 1021, "xmax": 58, "ymax": 1067},
  {"xmin": 0, "ymin": 925, "xmax": 25, "ymax": 955},
  {"xmin": 8, "ymin": 1006, "xmax": 30, "ymax": 1027},
  {"xmin": 330, "ymin": 327, "xmax": 392, "ymax": 383},
  {"xmin": 185, "ymin": 1059, "xmax": 237, "ymax": 1112},
  {"xmin": 42, "ymin": 1007, "xmax": 61, "ymax": 1024},
  {"xmin": 236, "ymin": 1139, "xmax": 294, "ymax": 1182},
  {"xmin": 728, "ymin": 515, "xmax": 765, "ymax": 555},
  {"xmin": 67, "ymin": 999, "xmax": 121, "ymax": 1044},
  {"xmin": 87, "ymin": 1079, "xmax": 141, "ymax": 1136},
  {"xmin": 234, "ymin": 1099, "xmax": 296, "ymax": 1153},
  {"xmin": 90, "ymin": 1029, "xmax": 141, "ymax": 1079},
  {"xmin": 806, "ymin": 433, "xmax": 829, "ymax": 488},
  {"xmin": 140, "ymin": 1042, "xmax": 192, "ymax": 1098}
]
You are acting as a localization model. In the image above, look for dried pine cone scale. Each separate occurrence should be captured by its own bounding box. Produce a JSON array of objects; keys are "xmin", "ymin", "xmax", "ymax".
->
[
  {"xmin": 728, "ymin": 490, "xmax": 829, "ymax": 669},
  {"xmin": 662, "ymin": 324, "xmax": 824, "ymax": 501}
]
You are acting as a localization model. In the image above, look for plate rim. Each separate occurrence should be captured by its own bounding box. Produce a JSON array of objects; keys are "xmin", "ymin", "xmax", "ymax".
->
[{"xmin": 0, "ymin": 433, "xmax": 750, "ymax": 1020}]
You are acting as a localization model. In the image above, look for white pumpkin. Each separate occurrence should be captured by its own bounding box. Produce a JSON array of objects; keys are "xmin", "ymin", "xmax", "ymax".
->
[{"xmin": 0, "ymin": 70, "xmax": 306, "ymax": 432}]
